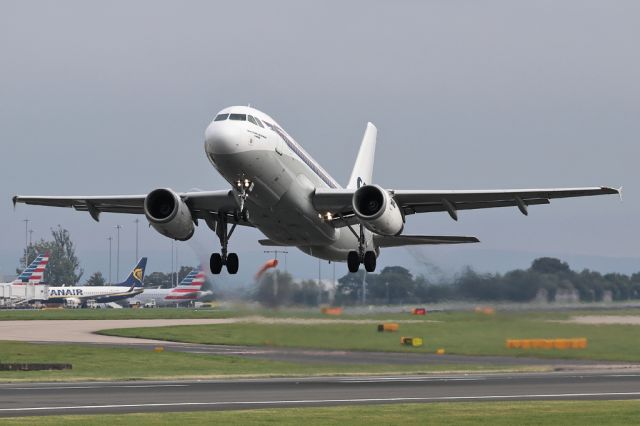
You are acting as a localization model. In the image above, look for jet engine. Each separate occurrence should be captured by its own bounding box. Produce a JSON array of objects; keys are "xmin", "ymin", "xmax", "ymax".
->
[
  {"xmin": 144, "ymin": 188, "xmax": 195, "ymax": 241},
  {"xmin": 352, "ymin": 184, "xmax": 404, "ymax": 236}
]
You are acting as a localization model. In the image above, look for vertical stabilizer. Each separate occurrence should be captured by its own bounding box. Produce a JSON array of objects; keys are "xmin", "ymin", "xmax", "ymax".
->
[
  {"xmin": 347, "ymin": 122, "xmax": 377, "ymax": 188},
  {"xmin": 116, "ymin": 257, "xmax": 147, "ymax": 287}
]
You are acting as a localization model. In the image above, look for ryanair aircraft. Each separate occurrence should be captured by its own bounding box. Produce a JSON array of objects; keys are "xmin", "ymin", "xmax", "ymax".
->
[
  {"xmin": 13, "ymin": 106, "xmax": 619, "ymax": 275},
  {"xmin": 47, "ymin": 258, "xmax": 147, "ymax": 306}
]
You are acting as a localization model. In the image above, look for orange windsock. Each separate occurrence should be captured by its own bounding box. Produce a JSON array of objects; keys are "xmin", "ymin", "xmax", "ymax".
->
[{"xmin": 255, "ymin": 259, "xmax": 279, "ymax": 280}]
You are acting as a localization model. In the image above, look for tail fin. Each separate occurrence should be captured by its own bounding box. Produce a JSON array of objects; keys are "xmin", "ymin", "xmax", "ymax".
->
[
  {"xmin": 347, "ymin": 122, "xmax": 377, "ymax": 188},
  {"xmin": 16, "ymin": 252, "xmax": 49, "ymax": 284},
  {"xmin": 116, "ymin": 257, "xmax": 147, "ymax": 287},
  {"xmin": 178, "ymin": 269, "xmax": 205, "ymax": 289}
]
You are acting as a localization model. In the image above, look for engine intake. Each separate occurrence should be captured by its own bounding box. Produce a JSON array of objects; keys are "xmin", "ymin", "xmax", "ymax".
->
[
  {"xmin": 352, "ymin": 184, "xmax": 404, "ymax": 236},
  {"xmin": 144, "ymin": 188, "xmax": 195, "ymax": 241}
]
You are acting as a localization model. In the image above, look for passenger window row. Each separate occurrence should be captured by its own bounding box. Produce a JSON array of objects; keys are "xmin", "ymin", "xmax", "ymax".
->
[{"xmin": 213, "ymin": 113, "xmax": 264, "ymax": 128}]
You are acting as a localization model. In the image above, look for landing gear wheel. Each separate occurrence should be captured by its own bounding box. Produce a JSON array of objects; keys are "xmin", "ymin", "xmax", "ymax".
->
[
  {"xmin": 347, "ymin": 251, "xmax": 360, "ymax": 273},
  {"xmin": 210, "ymin": 253, "xmax": 223, "ymax": 274},
  {"xmin": 364, "ymin": 251, "xmax": 377, "ymax": 272},
  {"xmin": 226, "ymin": 253, "xmax": 239, "ymax": 274}
]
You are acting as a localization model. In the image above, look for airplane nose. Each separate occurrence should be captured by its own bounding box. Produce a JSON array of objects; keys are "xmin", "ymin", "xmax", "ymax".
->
[{"xmin": 205, "ymin": 123, "xmax": 244, "ymax": 155}]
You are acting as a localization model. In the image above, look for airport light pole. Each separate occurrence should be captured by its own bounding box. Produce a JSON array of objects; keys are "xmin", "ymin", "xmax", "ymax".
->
[
  {"xmin": 170, "ymin": 240, "xmax": 174, "ymax": 287},
  {"xmin": 28, "ymin": 229, "xmax": 34, "ymax": 247},
  {"xmin": 317, "ymin": 259, "xmax": 322, "ymax": 306},
  {"xmin": 134, "ymin": 218, "xmax": 139, "ymax": 262},
  {"xmin": 332, "ymin": 261, "xmax": 336, "ymax": 304},
  {"xmin": 107, "ymin": 236, "xmax": 112, "ymax": 284},
  {"xmin": 115, "ymin": 225, "xmax": 122, "ymax": 282},
  {"xmin": 22, "ymin": 219, "xmax": 30, "ymax": 267},
  {"xmin": 361, "ymin": 271, "xmax": 367, "ymax": 306},
  {"xmin": 175, "ymin": 243, "xmax": 179, "ymax": 287}
]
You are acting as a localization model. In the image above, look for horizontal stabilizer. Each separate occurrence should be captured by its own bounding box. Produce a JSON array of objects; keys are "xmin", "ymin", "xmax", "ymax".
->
[{"xmin": 374, "ymin": 235, "xmax": 480, "ymax": 248}]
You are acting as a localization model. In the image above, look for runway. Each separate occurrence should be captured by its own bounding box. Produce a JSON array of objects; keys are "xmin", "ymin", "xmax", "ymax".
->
[{"xmin": 1, "ymin": 371, "xmax": 640, "ymax": 416}]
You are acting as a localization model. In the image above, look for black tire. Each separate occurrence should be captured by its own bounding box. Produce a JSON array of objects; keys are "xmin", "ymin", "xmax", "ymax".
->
[
  {"xmin": 210, "ymin": 253, "xmax": 223, "ymax": 274},
  {"xmin": 364, "ymin": 251, "xmax": 377, "ymax": 272},
  {"xmin": 347, "ymin": 251, "xmax": 360, "ymax": 273},
  {"xmin": 226, "ymin": 252, "xmax": 239, "ymax": 274}
]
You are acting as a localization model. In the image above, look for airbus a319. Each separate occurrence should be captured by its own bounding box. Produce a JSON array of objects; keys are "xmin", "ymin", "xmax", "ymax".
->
[{"xmin": 13, "ymin": 106, "xmax": 620, "ymax": 274}]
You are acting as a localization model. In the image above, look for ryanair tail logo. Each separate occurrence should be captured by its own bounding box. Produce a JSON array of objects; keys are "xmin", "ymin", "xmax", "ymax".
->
[{"xmin": 133, "ymin": 268, "xmax": 144, "ymax": 282}]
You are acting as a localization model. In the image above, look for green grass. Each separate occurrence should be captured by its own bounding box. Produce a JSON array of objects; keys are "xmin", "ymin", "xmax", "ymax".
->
[
  {"xmin": 100, "ymin": 311, "xmax": 640, "ymax": 362},
  {"xmin": 2, "ymin": 401, "xmax": 640, "ymax": 425},
  {"xmin": 0, "ymin": 308, "xmax": 236, "ymax": 321},
  {"xmin": 0, "ymin": 340, "xmax": 509, "ymax": 382}
]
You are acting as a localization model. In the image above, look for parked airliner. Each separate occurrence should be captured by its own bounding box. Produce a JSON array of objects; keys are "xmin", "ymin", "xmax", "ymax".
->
[
  {"xmin": 127, "ymin": 269, "xmax": 211, "ymax": 307},
  {"xmin": 13, "ymin": 106, "xmax": 619, "ymax": 274},
  {"xmin": 1, "ymin": 253, "xmax": 49, "ymax": 285},
  {"xmin": 47, "ymin": 258, "xmax": 147, "ymax": 306}
]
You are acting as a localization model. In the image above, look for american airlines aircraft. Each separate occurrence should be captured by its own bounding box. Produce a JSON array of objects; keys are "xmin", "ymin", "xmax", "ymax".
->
[
  {"xmin": 127, "ymin": 269, "xmax": 211, "ymax": 307},
  {"xmin": 1, "ymin": 253, "xmax": 49, "ymax": 285},
  {"xmin": 13, "ymin": 106, "xmax": 619, "ymax": 274}
]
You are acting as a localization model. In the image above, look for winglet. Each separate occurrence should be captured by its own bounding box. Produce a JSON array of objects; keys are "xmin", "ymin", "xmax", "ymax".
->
[
  {"xmin": 618, "ymin": 186, "xmax": 623, "ymax": 202},
  {"xmin": 12, "ymin": 196, "xmax": 17, "ymax": 209}
]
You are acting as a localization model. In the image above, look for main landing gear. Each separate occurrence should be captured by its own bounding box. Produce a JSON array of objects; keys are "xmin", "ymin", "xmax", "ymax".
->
[
  {"xmin": 210, "ymin": 212, "xmax": 239, "ymax": 274},
  {"xmin": 346, "ymin": 222, "xmax": 377, "ymax": 273}
]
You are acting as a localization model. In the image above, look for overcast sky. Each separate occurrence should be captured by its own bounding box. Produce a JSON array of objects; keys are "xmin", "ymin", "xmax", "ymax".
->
[{"xmin": 1, "ymin": 1, "xmax": 638, "ymax": 284}]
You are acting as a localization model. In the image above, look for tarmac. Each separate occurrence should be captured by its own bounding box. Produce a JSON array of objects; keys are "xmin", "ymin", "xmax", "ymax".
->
[{"xmin": 2, "ymin": 371, "xmax": 640, "ymax": 416}]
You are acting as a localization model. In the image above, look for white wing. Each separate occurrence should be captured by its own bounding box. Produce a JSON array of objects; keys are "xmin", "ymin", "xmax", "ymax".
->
[
  {"xmin": 13, "ymin": 190, "xmax": 245, "ymax": 224},
  {"xmin": 314, "ymin": 186, "xmax": 620, "ymax": 225}
]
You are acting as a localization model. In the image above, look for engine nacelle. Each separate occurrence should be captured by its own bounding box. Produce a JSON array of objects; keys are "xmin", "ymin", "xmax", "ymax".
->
[
  {"xmin": 352, "ymin": 184, "xmax": 404, "ymax": 236},
  {"xmin": 144, "ymin": 188, "xmax": 195, "ymax": 241}
]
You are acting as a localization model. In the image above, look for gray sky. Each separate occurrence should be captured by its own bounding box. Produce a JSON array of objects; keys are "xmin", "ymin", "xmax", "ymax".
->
[{"xmin": 1, "ymin": 0, "xmax": 638, "ymax": 283}]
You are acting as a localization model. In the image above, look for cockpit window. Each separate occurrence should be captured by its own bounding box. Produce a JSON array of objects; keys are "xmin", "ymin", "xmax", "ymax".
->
[
  {"xmin": 247, "ymin": 115, "xmax": 257, "ymax": 125},
  {"xmin": 229, "ymin": 113, "xmax": 247, "ymax": 121},
  {"xmin": 214, "ymin": 113, "xmax": 229, "ymax": 121},
  {"xmin": 253, "ymin": 117, "xmax": 264, "ymax": 128}
]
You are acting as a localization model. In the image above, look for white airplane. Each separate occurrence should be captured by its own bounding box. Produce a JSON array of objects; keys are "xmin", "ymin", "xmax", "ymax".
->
[
  {"xmin": 13, "ymin": 106, "xmax": 619, "ymax": 274},
  {"xmin": 47, "ymin": 258, "xmax": 147, "ymax": 306},
  {"xmin": 128, "ymin": 269, "xmax": 211, "ymax": 307}
]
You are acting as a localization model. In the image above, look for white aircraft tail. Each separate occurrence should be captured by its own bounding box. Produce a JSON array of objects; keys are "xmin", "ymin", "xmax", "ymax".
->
[{"xmin": 347, "ymin": 122, "xmax": 377, "ymax": 188}]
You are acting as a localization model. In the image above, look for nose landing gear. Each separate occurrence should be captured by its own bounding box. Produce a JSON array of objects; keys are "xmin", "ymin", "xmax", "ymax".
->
[{"xmin": 209, "ymin": 180, "xmax": 254, "ymax": 275}]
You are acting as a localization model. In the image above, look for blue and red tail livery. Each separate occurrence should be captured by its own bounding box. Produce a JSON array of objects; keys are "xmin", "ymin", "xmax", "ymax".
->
[
  {"xmin": 16, "ymin": 252, "xmax": 49, "ymax": 284},
  {"xmin": 166, "ymin": 269, "xmax": 206, "ymax": 300}
]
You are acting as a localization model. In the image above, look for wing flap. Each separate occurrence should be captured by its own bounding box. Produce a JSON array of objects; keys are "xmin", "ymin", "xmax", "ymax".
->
[
  {"xmin": 404, "ymin": 198, "xmax": 550, "ymax": 215},
  {"xmin": 374, "ymin": 234, "xmax": 480, "ymax": 248}
]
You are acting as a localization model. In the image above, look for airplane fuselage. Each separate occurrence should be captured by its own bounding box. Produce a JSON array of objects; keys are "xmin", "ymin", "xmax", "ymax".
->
[
  {"xmin": 128, "ymin": 288, "xmax": 209, "ymax": 307},
  {"xmin": 204, "ymin": 106, "xmax": 372, "ymax": 261},
  {"xmin": 47, "ymin": 286, "xmax": 142, "ymax": 304}
]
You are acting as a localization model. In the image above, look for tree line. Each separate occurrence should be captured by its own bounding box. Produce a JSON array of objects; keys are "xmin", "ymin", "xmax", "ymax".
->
[
  {"xmin": 334, "ymin": 257, "xmax": 640, "ymax": 305},
  {"xmin": 18, "ymin": 227, "xmax": 198, "ymax": 288},
  {"xmin": 253, "ymin": 257, "xmax": 640, "ymax": 307},
  {"xmin": 19, "ymin": 227, "xmax": 640, "ymax": 305}
]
